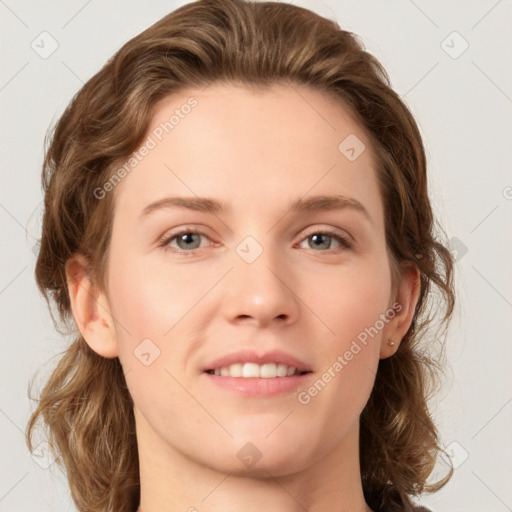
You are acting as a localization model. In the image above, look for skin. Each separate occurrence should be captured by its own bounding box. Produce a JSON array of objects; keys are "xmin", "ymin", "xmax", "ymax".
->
[{"xmin": 66, "ymin": 82, "xmax": 420, "ymax": 512}]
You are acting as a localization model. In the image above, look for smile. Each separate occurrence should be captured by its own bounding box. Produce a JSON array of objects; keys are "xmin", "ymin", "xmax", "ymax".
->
[{"xmin": 205, "ymin": 362, "xmax": 311, "ymax": 378}]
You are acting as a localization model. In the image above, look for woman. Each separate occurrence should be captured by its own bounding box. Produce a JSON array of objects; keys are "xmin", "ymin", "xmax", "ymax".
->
[{"xmin": 26, "ymin": 1, "xmax": 455, "ymax": 511}]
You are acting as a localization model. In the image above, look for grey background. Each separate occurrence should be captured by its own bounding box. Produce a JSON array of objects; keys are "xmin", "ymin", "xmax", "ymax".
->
[{"xmin": 1, "ymin": 1, "xmax": 511, "ymax": 511}]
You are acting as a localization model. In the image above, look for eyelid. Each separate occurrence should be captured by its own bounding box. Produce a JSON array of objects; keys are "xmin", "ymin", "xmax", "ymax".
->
[
  {"xmin": 298, "ymin": 225, "xmax": 353, "ymax": 250},
  {"xmin": 158, "ymin": 224, "xmax": 354, "ymax": 255},
  {"xmin": 300, "ymin": 224, "xmax": 351, "ymax": 239},
  {"xmin": 158, "ymin": 226, "xmax": 216, "ymax": 255}
]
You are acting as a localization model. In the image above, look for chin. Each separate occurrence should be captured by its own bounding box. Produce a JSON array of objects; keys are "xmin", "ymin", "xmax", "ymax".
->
[
  {"xmin": 197, "ymin": 432, "xmax": 316, "ymax": 478},
  {"xmin": 209, "ymin": 453, "xmax": 312, "ymax": 479}
]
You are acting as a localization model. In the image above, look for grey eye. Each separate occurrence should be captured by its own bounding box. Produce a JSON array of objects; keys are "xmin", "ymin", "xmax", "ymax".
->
[
  {"xmin": 307, "ymin": 233, "xmax": 338, "ymax": 250},
  {"xmin": 174, "ymin": 233, "xmax": 203, "ymax": 250}
]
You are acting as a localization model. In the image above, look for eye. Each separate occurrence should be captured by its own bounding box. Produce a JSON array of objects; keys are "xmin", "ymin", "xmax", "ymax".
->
[
  {"xmin": 298, "ymin": 229, "xmax": 353, "ymax": 251},
  {"xmin": 159, "ymin": 229, "xmax": 213, "ymax": 254}
]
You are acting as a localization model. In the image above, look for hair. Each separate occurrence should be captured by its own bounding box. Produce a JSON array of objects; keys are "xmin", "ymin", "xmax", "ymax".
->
[{"xmin": 26, "ymin": 1, "xmax": 456, "ymax": 511}]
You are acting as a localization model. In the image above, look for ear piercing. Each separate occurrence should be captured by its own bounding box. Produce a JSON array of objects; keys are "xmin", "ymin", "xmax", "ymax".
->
[{"xmin": 386, "ymin": 338, "xmax": 395, "ymax": 346}]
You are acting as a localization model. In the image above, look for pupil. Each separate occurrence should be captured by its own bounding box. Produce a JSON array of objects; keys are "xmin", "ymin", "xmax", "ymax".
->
[
  {"xmin": 179, "ymin": 233, "xmax": 200, "ymax": 249},
  {"xmin": 311, "ymin": 234, "xmax": 330, "ymax": 249}
]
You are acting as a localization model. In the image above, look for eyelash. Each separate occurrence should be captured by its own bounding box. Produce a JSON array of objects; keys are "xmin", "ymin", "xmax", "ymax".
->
[
  {"xmin": 159, "ymin": 229, "xmax": 215, "ymax": 256},
  {"xmin": 158, "ymin": 227, "xmax": 353, "ymax": 256},
  {"xmin": 296, "ymin": 228, "xmax": 353, "ymax": 252}
]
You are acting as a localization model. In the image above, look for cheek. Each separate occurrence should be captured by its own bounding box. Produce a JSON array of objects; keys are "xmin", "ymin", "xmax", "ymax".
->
[
  {"xmin": 106, "ymin": 251, "xmax": 221, "ymax": 407},
  {"xmin": 106, "ymin": 260, "xmax": 198, "ymax": 424},
  {"xmin": 295, "ymin": 255, "xmax": 391, "ymax": 410},
  {"xmin": 107, "ymin": 250, "xmax": 205, "ymax": 340},
  {"xmin": 300, "ymin": 255, "xmax": 392, "ymax": 348}
]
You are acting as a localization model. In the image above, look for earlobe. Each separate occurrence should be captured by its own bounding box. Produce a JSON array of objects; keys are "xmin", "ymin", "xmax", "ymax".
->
[
  {"xmin": 65, "ymin": 254, "xmax": 119, "ymax": 358},
  {"xmin": 380, "ymin": 263, "xmax": 421, "ymax": 359}
]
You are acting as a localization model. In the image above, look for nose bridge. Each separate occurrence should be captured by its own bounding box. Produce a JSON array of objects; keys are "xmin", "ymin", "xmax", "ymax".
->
[{"xmin": 223, "ymin": 234, "xmax": 299, "ymax": 326}]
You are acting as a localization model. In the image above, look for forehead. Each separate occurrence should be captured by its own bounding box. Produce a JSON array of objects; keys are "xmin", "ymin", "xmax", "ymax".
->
[
  {"xmin": 111, "ymin": 82, "xmax": 384, "ymax": 229},
  {"xmin": 150, "ymin": 81, "xmax": 367, "ymax": 152}
]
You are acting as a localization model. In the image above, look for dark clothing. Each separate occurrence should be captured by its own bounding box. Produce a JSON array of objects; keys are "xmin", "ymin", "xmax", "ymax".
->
[{"xmin": 365, "ymin": 486, "xmax": 433, "ymax": 512}]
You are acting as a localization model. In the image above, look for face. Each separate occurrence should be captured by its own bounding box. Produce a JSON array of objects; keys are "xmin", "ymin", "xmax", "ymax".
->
[{"xmin": 99, "ymin": 83, "xmax": 404, "ymax": 476}]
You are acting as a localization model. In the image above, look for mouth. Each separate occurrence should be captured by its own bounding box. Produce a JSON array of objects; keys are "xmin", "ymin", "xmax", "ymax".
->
[
  {"xmin": 205, "ymin": 362, "xmax": 312, "ymax": 378},
  {"xmin": 202, "ymin": 350, "xmax": 313, "ymax": 397}
]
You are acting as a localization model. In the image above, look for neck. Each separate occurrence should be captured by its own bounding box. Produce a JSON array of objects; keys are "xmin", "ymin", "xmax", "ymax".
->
[{"xmin": 135, "ymin": 411, "xmax": 372, "ymax": 512}]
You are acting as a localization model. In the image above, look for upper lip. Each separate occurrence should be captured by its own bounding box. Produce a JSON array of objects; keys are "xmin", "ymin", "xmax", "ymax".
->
[{"xmin": 202, "ymin": 349, "xmax": 312, "ymax": 373}]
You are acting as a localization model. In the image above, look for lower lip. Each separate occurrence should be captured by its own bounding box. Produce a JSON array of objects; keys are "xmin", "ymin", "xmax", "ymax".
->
[{"xmin": 203, "ymin": 372, "xmax": 312, "ymax": 397}]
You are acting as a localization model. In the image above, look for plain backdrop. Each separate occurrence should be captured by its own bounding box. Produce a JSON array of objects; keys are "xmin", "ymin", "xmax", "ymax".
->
[{"xmin": 1, "ymin": 1, "xmax": 511, "ymax": 511}]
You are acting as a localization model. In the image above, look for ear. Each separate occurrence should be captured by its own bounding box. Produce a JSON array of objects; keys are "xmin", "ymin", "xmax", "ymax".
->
[
  {"xmin": 65, "ymin": 253, "xmax": 119, "ymax": 358},
  {"xmin": 380, "ymin": 263, "xmax": 421, "ymax": 359}
]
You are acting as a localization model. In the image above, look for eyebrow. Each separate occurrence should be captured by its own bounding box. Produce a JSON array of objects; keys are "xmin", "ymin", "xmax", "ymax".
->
[{"xmin": 140, "ymin": 194, "xmax": 372, "ymax": 224}]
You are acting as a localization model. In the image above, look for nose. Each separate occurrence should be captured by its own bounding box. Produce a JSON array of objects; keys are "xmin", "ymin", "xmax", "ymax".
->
[{"xmin": 221, "ymin": 243, "xmax": 300, "ymax": 328}]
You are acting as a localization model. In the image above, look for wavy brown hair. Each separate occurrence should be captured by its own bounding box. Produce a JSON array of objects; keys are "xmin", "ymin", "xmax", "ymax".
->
[{"xmin": 26, "ymin": 1, "xmax": 455, "ymax": 511}]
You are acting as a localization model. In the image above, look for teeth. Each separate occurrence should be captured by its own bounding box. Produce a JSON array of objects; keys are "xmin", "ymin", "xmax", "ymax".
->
[
  {"xmin": 228, "ymin": 363, "xmax": 243, "ymax": 377},
  {"xmin": 211, "ymin": 362, "xmax": 300, "ymax": 378},
  {"xmin": 276, "ymin": 363, "xmax": 288, "ymax": 377},
  {"xmin": 242, "ymin": 363, "xmax": 260, "ymax": 378},
  {"xmin": 260, "ymin": 363, "xmax": 277, "ymax": 378}
]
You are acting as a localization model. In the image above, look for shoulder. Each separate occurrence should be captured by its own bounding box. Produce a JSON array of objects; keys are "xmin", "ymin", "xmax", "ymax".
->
[{"xmin": 412, "ymin": 507, "xmax": 433, "ymax": 512}]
